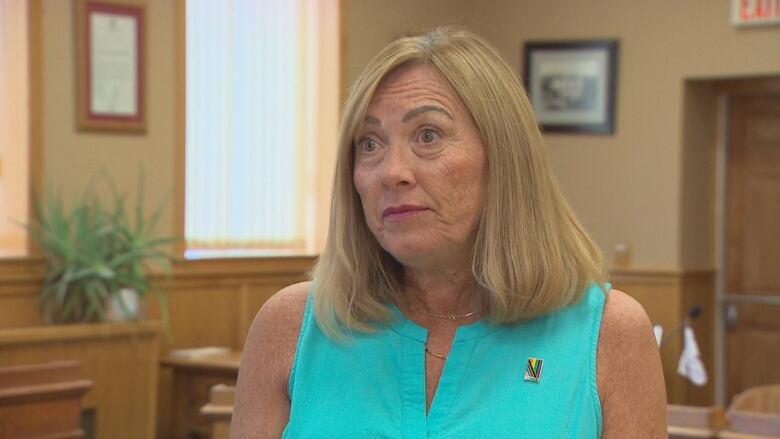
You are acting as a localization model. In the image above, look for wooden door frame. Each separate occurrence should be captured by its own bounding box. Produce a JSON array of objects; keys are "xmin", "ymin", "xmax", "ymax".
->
[{"xmin": 712, "ymin": 76, "xmax": 780, "ymax": 405}]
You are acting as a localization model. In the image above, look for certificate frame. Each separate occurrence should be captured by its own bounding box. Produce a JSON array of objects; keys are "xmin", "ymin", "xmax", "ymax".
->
[
  {"xmin": 76, "ymin": 0, "xmax": 146, "ymax": 133},
  {"xmin": 523, "ymin": 40, "xmax": 618, "ymax": 135}
]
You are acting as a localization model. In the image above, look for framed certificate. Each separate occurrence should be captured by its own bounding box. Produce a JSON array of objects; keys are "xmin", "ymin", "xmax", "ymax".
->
[{"xmin": 76, "ymin": 0, "xmax": 145, "ymax": 132}]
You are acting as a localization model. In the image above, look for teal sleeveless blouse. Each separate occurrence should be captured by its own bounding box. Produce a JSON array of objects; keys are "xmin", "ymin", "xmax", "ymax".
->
[{"xmin": 283, "ymin": 283, "xmax": 609, "ymax": 438}]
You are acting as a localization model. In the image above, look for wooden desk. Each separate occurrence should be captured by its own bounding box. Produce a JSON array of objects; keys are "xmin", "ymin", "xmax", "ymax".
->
[{"xmin": 161, "ymin": 350, "xmax": 241, "ymax": 439}]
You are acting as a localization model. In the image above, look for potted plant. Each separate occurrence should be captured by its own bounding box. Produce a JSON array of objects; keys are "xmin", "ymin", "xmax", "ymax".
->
[{"xmin": 23, "ymin": 170, "xmax": 178, "ymax": 325}]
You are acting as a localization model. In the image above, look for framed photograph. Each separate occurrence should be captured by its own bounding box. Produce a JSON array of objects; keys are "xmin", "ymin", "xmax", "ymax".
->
[
  {"xmin": 523, "ymin": 40, "xmax": 618, "ymax": 134},
  {"xmin": 76, "ymin": 0, "xmax": 145, "ymax": 132}
]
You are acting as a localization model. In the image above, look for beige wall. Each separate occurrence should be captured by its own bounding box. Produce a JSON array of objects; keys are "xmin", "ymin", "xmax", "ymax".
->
[
  {"xmin": 346, "ymin": 0, "xmax": 472, "ymax": 87},
  {"xmin": 347, "ymin": 0, "xmax": 780, "ymax": 270},
  {"xmin": 39, "ymin": 0, "xmax": 177, "ymax": 239},
  {"xmin": 31, "ymin": 0, "xmax": 780, "ymax": 270},
  {"xmin": 464, "ymin": 0, "xmax": 780, "ymax": 269}
]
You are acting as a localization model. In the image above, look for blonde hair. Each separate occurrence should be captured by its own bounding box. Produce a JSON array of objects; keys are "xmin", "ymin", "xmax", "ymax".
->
[{"xmin": 312, "ymin": 26, "xmax": 606, "ymax": 336}]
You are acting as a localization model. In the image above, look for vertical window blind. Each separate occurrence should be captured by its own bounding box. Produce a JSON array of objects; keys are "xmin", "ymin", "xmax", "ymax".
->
[{"xmin": 185, "ymin": 0, "xmax": 338, "ymax": 258}]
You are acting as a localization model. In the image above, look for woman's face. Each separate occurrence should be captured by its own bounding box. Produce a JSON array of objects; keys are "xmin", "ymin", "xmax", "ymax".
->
[{"xmin": 353, "ymin": 63, "xmax": 487, "ymax": 269}]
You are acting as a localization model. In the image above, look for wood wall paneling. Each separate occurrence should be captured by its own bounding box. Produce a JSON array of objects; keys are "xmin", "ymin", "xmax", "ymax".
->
[
  {"xmin": 0, "ymin": 256, "xmax": 715, "ymax": 435},
  {"xmin": 0, "ymin": 257, "xmax": 46, "ymax": 328},
  {"xmin": 0, "ymin": 256, "xmax": 315, "ymax": 438},
  {"xmin": 612, "ymin": 268, "xmax": 716, "ymax": 406},
  {"xmin": 149, "ymin": 256, "xmax": 314, "ymax": 438}
]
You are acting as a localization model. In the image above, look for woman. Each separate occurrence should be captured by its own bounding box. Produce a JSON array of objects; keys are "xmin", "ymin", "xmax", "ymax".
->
[{"xmin": 231, "ymin": 27, "xmax": 666, "ymax": 438}]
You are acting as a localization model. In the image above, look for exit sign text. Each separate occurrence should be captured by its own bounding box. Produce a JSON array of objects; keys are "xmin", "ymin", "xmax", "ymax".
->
[{"xmin": 732, "ymin": 0, "xmax": 780, "ymax": 26}]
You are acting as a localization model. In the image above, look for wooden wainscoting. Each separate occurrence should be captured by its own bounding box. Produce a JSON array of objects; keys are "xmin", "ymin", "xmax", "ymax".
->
[
  {"xmin": 612, "ymin": 268, "xmax": 716, "ymax": 406},
  {"xmin": 0, "ymin": 258, "xmax": 48, "ymax": 328},
  {"xmin": 149, "ymin": 256, "xmax": 315, "ymax": 352},
  {"xmin": 150, "ymin": 256, "xmax": 315, "ymax": 438},
  {"xmin": 0, "ymin": 256, "xmax": 315, "ymax": 343},
  {"xmin": 0, "ymin": 257, "xmax": 715, "ymax": 435},
  {"xmin": 0, "ymin": 255, "xmax": 315, "ymax": 438}
]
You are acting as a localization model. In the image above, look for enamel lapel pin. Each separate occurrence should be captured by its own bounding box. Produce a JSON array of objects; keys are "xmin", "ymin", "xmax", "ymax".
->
[{"xmin": 524, "ymin": 357, "xmax": 544, "ymax": 383}]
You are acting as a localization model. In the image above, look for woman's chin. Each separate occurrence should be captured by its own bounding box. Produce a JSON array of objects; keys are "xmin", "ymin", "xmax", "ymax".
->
[{"xmin": 381, "ymin": 241, "xmax": 455, "ymax": 269}]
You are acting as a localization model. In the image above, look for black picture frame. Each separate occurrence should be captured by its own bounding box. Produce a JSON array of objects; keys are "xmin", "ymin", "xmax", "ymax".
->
[{"xmin": 523, "ymin": 40, "xmax": 618, "ymax": 134}]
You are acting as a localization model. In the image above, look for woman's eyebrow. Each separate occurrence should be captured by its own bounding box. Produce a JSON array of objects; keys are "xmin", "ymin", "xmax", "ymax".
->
[
  {"xmin": 363, "ymin": 115, "xmax": 382, "ymax": 126},
  {"xmin": 402, "ymin": 105, "xmax": 453, "ymax": 123}
]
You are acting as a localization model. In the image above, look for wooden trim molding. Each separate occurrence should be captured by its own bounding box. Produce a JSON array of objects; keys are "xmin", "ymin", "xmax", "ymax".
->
[
  {"xmin": 712, "ymin": 76, "xmax": 780, "ymax": 95},
  {"xmin": 0, "ymin": 256, "xmax": 315, "ymax": 287},
  {"xmin": 174, "ymin": 0, "xmax": 186, "ymax": 258},
  {"xmin": 611, "ymin": 267, "xmax": 716, "ymax": 284},
  {"xmin": 170, "ymin": 256, "xmax": 314, "ymax": 280},
  {"xmin": 0, "ymin": 321, "xmax": 161, "ymax": 345},
  {"xmin": 0, "ymin": 257, "xmax": 44, "ymax": 289},
  {"xmin": 0, "ymin": 256, "xmax": 315, "ymax": 329},
  {"xmin": 26, "ymin": 0, "xmax": 43, "ymax": 257}
]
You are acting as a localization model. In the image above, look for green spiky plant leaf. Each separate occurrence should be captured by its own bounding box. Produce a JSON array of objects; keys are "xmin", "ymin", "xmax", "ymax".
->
[{"xmin": 23, "ymin": 169, "xmax": 179, "ymax": 332}]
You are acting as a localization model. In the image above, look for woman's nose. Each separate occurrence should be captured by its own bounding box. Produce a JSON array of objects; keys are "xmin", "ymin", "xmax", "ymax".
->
[{"xmin": 379, "ymin": 145, "xmax": 416, "ymax": 189}]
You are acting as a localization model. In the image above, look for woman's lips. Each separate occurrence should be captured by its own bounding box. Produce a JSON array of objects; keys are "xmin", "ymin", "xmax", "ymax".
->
[{"xmin": 382, "ymin": 205, "xmax": 428, "ymax": 220}]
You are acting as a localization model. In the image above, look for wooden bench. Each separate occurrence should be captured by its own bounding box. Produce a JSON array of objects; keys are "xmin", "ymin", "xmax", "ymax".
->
[
  {"xmin": 0, "ymin": 360, "xmax": 92, "ymax": 438},
  {"xmin": 200, "ymin": 384, "xmax": 235, "ymax": 439},
  {"xmin": 668, "ymin": 404, "xmax": 727, "ymax": 438},
  {"xmin": 719, "ymin": 385, "xmax": 780, "ymax": 438},
  {"xmin": 0, "ymin": 321, "xmax": 161, "ymax": 438},
  {"xmin": 160, "ymin": 348, "xmax": 240, "ymax": 439}
]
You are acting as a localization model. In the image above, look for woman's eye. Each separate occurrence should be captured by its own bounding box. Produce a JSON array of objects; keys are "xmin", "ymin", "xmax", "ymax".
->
[
  {"xmin": 359, "ymin": 139, "xmax": 379, "ymax": 152},
  {"xmin": 419, "ymin": 128, "xmax": 438, "ymax": 144}
]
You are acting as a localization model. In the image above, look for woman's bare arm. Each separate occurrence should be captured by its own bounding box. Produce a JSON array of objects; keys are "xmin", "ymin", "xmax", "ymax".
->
[
  {"xmin": 230, "ymin": 281, "xmax": 311, "ymax": 439},
  {"xmin": 598, "ymin": 289, "xmax": 667, "ymax": 438}
]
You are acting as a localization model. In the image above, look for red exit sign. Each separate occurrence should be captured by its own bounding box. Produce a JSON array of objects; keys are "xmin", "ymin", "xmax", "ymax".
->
[{"xmin": 732, "ymin": 0, "xmax": 780, "ymax": 25}]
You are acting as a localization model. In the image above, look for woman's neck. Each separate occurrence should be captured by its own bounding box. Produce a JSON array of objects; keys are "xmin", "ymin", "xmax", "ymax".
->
[{"xmin": 402, "ymin": 265, "xmax": 477, "ymax": 317}]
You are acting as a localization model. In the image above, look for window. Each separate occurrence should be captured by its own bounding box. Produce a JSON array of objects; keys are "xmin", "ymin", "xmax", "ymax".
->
[
  {"xmin": 184, "ymin": 0, "xmax": 340, "ymax": 258},
  {"xmin": 0, "ymin": 0, "xmax": 29, "ymax": 257}
]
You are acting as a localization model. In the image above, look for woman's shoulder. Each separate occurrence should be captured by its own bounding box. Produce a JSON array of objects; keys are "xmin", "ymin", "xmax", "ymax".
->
[
  {"xmin": 231, "ymin": 281, "xmax": 312, "ymax": 436},
  {"xmin": 250, "ymin": 281, "xmax": 311, "ymax": 346},
  {"xmin": 599, "ymin": 288, "xmax": 650, "ymax": 331},
  {"xmin": 240, "ymin": 281, "xmax": 311, "ymax": 381},
  {"xmin": 597, "ymin": 289, "xmax": 667, "ymax": 437},
  {"xmin": 597, "ymin": 288, "xmax": 657, "ymax": 376},
  {"xmin": 262, "ymin": 281, "xmax": 312, "ymax": 316}
]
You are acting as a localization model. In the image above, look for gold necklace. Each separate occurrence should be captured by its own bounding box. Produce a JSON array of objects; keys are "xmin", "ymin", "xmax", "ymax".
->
[
  {"xmin": 410, "ymin": 303, "xmax": 476, "ymax": 321},
  {"xmin": 425, "ymin": 346, "xmax": 448, "ymax": 361}
]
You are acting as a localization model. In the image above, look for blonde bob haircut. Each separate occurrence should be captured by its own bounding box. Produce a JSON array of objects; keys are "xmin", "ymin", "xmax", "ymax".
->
[{"xmin": 312, "ymin": 26, "xmax": 606, "ymax": 337}]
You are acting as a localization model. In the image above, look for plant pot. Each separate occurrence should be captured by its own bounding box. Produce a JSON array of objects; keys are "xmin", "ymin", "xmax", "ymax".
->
[{"xmin": 105, "ymin": 288, "xmax": 143, "ymax": 322}]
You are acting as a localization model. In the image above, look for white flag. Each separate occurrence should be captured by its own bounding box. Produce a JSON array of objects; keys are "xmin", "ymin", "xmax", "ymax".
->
[
  {"xmin": 677, "ymin": 325, "xmax": 707, "ymax": 386},
  {"xmin": 653, "ymin": 325, "xmax": 663, "ymax": 347}
]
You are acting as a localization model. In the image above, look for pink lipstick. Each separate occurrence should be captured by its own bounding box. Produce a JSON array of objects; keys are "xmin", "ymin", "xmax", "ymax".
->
[{"xmin": 382, "ymin": 205, "xmax": 428, "ymax": 220}]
